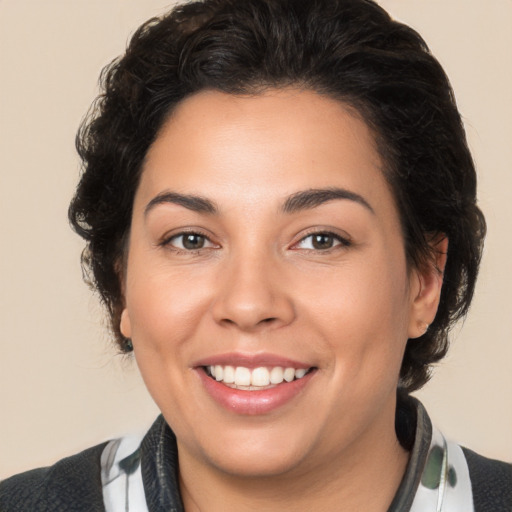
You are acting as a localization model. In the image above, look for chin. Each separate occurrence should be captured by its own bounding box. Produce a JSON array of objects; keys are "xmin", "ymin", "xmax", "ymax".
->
[
  {"xmin": 205, "ymin": 446, "xmax": 310, "ymax": 479},
  {"xmin": 180, "ymin": 423, "xmax": 316, "ymax": 479}
]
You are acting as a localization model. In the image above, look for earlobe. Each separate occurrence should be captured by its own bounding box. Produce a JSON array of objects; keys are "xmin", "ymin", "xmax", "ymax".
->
[
  {"xmin": 120, "ymin": 308, "xmax": 132, "ymax": 338},
  {"xmin": 408, "ymin": 235, "xmax": 448, "ymax": 339},
  {"xmin": 115, "ymin": 256, "xmax": 132, "ymax": 338}
]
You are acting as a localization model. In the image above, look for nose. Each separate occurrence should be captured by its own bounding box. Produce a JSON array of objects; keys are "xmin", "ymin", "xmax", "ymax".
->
[{"xmin": 211, "ymin": 252, "xmax": 295, "ymax": 332}]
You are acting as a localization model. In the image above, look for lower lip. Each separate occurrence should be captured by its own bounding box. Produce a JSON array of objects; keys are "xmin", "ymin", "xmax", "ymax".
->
[{"xmin": 197, "ymin": 369, "xmax": 315, "ymax": 415}]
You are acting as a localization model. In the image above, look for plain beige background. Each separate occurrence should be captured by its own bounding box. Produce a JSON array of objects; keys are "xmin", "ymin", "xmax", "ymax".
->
[{"xmin": 0, "ymin": 0, "xmax": 511, "ymax": 479}]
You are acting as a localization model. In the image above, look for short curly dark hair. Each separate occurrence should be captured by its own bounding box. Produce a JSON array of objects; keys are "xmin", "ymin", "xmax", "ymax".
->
[{"xmin": 69, "ymin": 0, "xmax": 486, "ymax": 392}]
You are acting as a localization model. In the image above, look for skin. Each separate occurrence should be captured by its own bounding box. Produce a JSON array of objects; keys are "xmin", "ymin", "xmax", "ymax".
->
[{"xmin": 120, "ymin": 89, "xmax": 445, "ymax": 511}]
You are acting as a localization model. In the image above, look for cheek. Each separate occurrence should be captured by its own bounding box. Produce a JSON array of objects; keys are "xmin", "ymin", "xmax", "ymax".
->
[
  {"xmin": 295, "ymin": 254, "xmax": 411, "ymax": 373},
  {"xmin": 124, "ymin": 254, "xmax": 215, "ymax": 348},
  {"xmin": 124, "ymin": 266, "xmax": 214, "ymax": 416}
]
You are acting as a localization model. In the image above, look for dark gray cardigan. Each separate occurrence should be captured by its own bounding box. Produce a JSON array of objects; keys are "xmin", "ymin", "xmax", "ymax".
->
[{"xmin": 1, "ymin": 399, "xmax": 511, "ymax": 511}]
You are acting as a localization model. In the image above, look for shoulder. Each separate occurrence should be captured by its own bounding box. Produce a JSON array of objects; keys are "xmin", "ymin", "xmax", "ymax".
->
[
  {"xmin": 396, "ymin": 395, "xmax": 512, "ymax": 512},
  {"xmin": 462, "ymin": 447, "xmax": 512, "ymax": 512},
  {"xmin": 0, "ymin": 442, "xmax": 108, "ymax": 512}
]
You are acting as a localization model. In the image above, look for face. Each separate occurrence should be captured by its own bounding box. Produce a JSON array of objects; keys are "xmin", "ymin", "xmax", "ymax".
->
[{"xmin": 120, "ymin": 89, "xmax": 433, "ymax": 480}]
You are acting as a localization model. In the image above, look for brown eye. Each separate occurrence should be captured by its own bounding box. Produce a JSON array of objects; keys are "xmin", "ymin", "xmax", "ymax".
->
[
  {"xmin": 311, "ymin": 233, "xmax": 335, "ymax": 250},
  {"xmin": 166, "ymin": 232, "xmax": 215, "ymax": 251},
  {"xmin": 182, "ymin": 234, "xmax": 206, "ymax": 250},
  {"xmin": 294, "ymin": 232, "xmax": 350, "ymax": 251}
]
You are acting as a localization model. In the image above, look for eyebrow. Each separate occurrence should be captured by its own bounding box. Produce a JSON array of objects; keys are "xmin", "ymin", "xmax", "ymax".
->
[
  {"xmin": 144, "ymin": 187, "xmax": 374, "ymax": 217},
  {"xmin": 282, "ymin": 187, "xmax": 374, "ymax": 214},
  {"xmin": 144, "ymin": 191, "xmax": 218, "ymax": 216}
]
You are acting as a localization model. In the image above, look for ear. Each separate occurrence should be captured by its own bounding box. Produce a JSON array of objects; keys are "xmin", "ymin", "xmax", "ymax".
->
[
  {"xmin": 120, "ymin": 308, "xmax": 132, "ymax": 338},
  {"xmin": 115, "ymin": 257, "xmax": 132, "ymax": 338},
  {"xmin": 408, "ymin": 234, "xmax": 448, "ymax": 339}
]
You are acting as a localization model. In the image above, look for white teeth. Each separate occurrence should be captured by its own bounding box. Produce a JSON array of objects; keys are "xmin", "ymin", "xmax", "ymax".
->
[
  {"xmin": 295, "ymin": 368, "xmax": 307, "ymax": 379},
  {"xmin": 283, "ymin": 367, "xmax": 295, "ymax": 382},
  {"xmin": 269, "ymin": 366, "xmax": 284, "ymax": 384},
  {"xmin": 234, "ymin": 366, "xmax": 251, "ymax": 386},
  {"xmin": 223, "ymin": 365, "xmax": 235, "ymax": 384},
  {"xmin": 251, "ymin": 367, "xmax": 270, "ymax": 387},
  {"xmin": 207, "ymin": 365, "xmax": 310, "ymax": 388}
]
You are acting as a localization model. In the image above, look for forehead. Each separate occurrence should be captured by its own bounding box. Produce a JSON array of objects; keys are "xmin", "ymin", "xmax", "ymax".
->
[{"xmin": 137, "ymin": 88, "xmax": 396, "ymax": 219}]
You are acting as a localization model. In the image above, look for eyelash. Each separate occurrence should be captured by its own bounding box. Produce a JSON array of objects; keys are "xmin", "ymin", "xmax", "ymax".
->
[
  {"xmin": 160, "ymin": 230, "xmax": 218, "ymax": 254},
  {"xmin": 160, "ymin": 230, "xmax": 351, "ymax": 254},
  {"xmin": 291, "ymin": 231, "xmax": 351, "ymax": 252}
]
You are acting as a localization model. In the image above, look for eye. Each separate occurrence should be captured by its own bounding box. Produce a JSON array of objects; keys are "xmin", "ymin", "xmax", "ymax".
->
[
  {"xmin": 294, "ymin": 232, "xmax": 350, "ymax": 251},
  {"xmin": 165, "ymin": 232, "xmax": 216, "ymax": 251}
]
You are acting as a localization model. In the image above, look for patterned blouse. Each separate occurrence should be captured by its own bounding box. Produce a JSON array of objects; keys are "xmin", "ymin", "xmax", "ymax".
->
[
  {"xmin": 1, "ymin": 395, "xmax": 510, "ymax": 511},
  {"xmin": 100, "ymin": 397, "xmax": 495, "ymax": 511}
]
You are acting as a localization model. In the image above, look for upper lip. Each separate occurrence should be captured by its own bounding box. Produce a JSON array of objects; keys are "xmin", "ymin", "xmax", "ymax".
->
[{"xmin": 192, "ymin": 352, "xmax": 314, "ymax": 369}]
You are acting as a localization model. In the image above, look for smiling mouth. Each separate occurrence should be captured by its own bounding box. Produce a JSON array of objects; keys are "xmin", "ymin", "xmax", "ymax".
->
[{"xmin": 204, "ymin": 365, "xmax": 316, "ymax": 390}]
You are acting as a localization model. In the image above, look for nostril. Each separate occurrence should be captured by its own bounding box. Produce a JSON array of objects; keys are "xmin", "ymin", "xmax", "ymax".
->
[{"xmin": 219, "ymin": 316, "xmax": 279, "ymax": 329}]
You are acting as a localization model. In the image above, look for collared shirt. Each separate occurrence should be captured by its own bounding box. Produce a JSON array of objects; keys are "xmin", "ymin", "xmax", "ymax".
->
[
  {"xmin": 101, "ymin": 397, "xmax": 483, "ymax": 511},
  {"xmin": 2, "ymin": 396, "xmax": 510, "ymax": 511}
]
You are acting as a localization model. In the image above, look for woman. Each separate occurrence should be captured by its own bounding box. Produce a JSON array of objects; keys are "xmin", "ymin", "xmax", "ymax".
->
[{"xmin": 1, "ymin": 0, "xmax": 510, "ymax": 510}]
